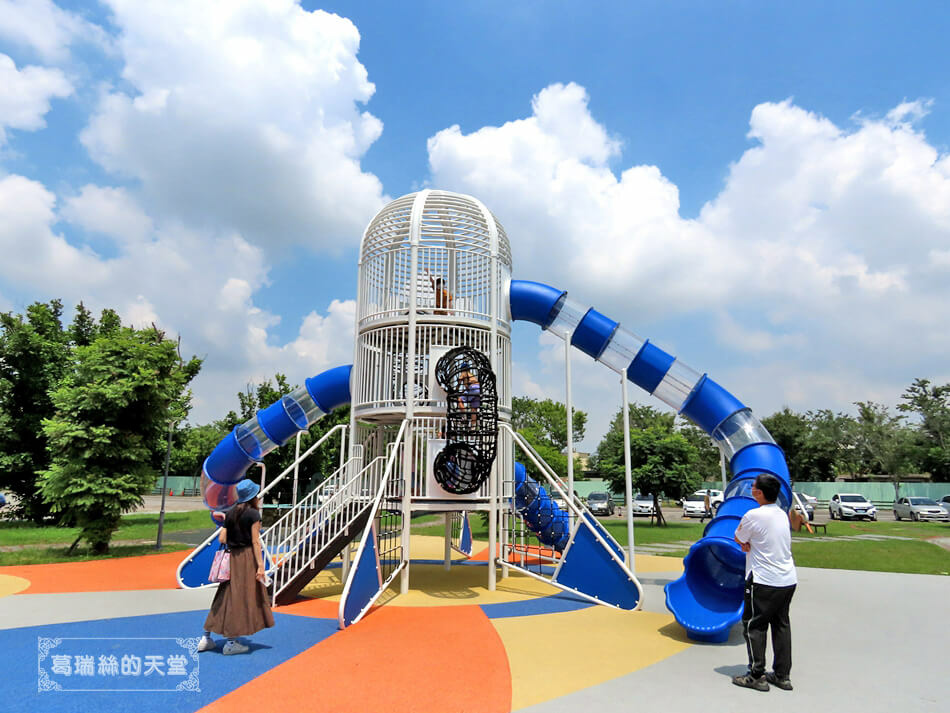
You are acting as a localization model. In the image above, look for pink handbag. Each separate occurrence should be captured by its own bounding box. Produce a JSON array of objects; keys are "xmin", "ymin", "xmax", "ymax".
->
[{"xmin": 209, "ymin": 548, "xmax": 231, "ymax": 583}]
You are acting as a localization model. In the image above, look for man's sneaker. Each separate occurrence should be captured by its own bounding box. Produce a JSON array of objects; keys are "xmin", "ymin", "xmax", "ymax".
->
[
  {"xmin": 197, "ymin": 636, "xmax": 216, "ymax": 652},
  {"xmin": 766, "ymin": 672, "xmax": 793, "ymax": 690},
  {"xmin": 732, "ymin": 673, "xmax": 769, "ymax": 691},
  {"xmin": 222, "ymin": 640, "xmax": 249, "ymax": 656}
]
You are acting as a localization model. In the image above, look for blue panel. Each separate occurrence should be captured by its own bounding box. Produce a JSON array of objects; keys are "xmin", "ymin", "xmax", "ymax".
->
[
  {"xmin": 731, "ymin": 442, "xmax": 791, "ymax": 482},
  {"xmin": 582, "ymin": 512, "xmax": 624, "ymax": 560},
  {"xmin": 178, "ymin": 537, "xmax": 224, "ymax": 588},
  {"xmin": 570, "ymin": 308, "xmax": 619, "ymax": 360},
  {"xmin": 509, "ymin": 279, "xmax": 567, "ymax": 328},
  {"xmin": 554, "ymin": 524, "xmax": 640, "ymax": 609},
  {"xmin": 342, "ymin": 525, "xmax": 382, "ymax": 627},
  {"xmin": 204, "ymin": 430, "xmax": 255, "ymax": 485},
  {"xmin": 306, "ymin": 365, "xmax": 352, "ymax": 412},
  {"xmin": 679, "ymin": 376, "xmax": 746, "ymax": 434},
  {"xmin": 626, "ymin": 340, "xmax": 674, "ymax": 394},
  {"xmin": 257, "ymin": 399, "xmax": 300, "ymax": 446}
]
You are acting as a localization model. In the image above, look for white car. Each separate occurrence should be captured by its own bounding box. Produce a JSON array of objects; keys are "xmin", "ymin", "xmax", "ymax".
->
[
  {"xmin": 894, "ymin": 497, "xmax": 950, "ymax": 522},
  {"xmin": 829, "ymin": 493, "xmax": 877, "ymax": 521},
  {"xmin": 630, "ymin": 493, "xmax": 655, "ymax": 516},
  {"xmin": 937, "ymin": 494, "xmax": 950, "ymax": 514},
  {"xmin": 682, "ymin": 490, "xmax": 721, "ymax": 518}
]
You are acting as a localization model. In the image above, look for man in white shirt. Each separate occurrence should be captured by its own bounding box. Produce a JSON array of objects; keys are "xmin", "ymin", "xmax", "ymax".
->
[{"xmin": 732, "ymin": 473, "xmax": 797, "ymax": 692}]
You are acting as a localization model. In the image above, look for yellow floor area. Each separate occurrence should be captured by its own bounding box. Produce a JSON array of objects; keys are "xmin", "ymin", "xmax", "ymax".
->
[
  {"xmin": 297, "ymin": 536, "xmax": 682, "ymax": 608},
  {"xmin": 0, "ymin": 574, "xmax": 30, "ymax": 597},
  {"xmin": 494, "ymin": 606, "xmax": 692, "ymax": 710}
]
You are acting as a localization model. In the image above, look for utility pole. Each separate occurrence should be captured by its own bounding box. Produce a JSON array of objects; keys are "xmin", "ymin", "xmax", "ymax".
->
[{"xmin": 155, "ymin": 420, "xmax": 175, "ymax": 549}]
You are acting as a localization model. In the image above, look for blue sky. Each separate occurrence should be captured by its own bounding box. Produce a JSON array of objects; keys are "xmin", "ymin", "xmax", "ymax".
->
[{"xmin": 2, "ymin": 1, "xmax": 950, "ymax": 450}]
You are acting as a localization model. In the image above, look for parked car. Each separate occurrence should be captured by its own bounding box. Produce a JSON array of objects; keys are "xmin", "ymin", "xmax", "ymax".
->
[
  {"xmin": 586, "ymin": 492, "xmax": 615, "ymax": 515},
  {"xmin": 792, "ymin": 492, "xmax": 815, "ymax": 521},
  {"xmin": 937, "ymin": 495, "xmax": 950, "ymax": 514},
  {"xmin": 894, "ymin": 497, "xmax": 950, "ymax": 522},
  {"xmin": 794, "ymin": 491, "xmax": 818, "ymax": 508},
  {"xmin": 682, "ymin": 494, "xmax": 711, "ymax": 518},
  {"xmin": 829, "ymin": 493, "xmax": 877, "ymax": 521},
  {"xmin": 630, "ymin": 493, "xmax": 655, "ymax": 516}
]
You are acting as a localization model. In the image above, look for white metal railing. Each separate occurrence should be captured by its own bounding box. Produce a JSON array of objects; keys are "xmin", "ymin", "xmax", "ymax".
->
[
  {"xmin": 499, "ymin": 423, "xmax": 629, "ymax": 572},
  {"xmin": 338, "ymin": 419, "xmax": 410, "ymax": 627},
  {"xmin": 265, "ymin": 446, "xmax": 396, "ymax": 604},
  {"xmin": 175, "ymin": 424, "xmax": 347, "ymax": 590}
]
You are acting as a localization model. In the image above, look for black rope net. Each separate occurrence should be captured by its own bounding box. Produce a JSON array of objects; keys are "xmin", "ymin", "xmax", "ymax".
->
[{"xmin": 433, "ymin": 347, "xmax": 498, "ymax": 494}]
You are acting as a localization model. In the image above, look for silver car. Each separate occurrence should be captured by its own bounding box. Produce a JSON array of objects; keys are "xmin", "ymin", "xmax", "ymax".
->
[
  {"xmin": 630, "ymin": 493, "xmax": 655, "ymax": 516},
  {"xmin": 894, "ymin": 497, "xmax": 950, "ymax": 522},
  {"xmin": 937, "ymin": 495, "xmax": 950, "ymax": 514}
]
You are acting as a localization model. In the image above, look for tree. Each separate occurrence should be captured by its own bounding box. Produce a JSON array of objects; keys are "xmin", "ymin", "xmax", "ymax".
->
[
  {"xmin": 898, "ymin": 378, "xmax": 950, "ymax": 481},
  {"xmin": 761, "ymin": 408, "xmax": 809, "ymax": 482},
  {"xmin": 511, "ymin": 396, "xmax": 587, "ymax": 481},
  {"xmin": 38, "ymin": 324, "xmax": 201, "ymax": 552},
  {"xmin": 168, "ymin": 422, "xmax": 231, "ymax": 486},
  {"xmin": 0, "ymin": 300, "xmax": 70, "ymax": 522},
  {"xmin": 591, "ymin": 404, "xmax": 703, "ymax": 525},
  {"xmin": 852, "ymin": 401, "xmax": 918, "ymax": 498}
]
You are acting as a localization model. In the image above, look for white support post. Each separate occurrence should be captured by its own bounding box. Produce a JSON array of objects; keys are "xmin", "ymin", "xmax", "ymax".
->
[
  {"xmin": 621, "ymin": 375, "xmax": 635, "ymax": 572},
  {"xmin": 489, "ymin": 459, "xmax": 497, "ymax": 591},
  {"xmin": 444, "ymin": 513, "xmax": 452, "ymax": 571},
  {"xmin": 720, "ymin": 448, "xmax": 727, "ymax": 491},
  {"xmin": 564, "ymin": 338, "xmax": 574, "ymax": 502},
  {"xmin": 291, "ymin": 431, "xmax": 302, "ymax": 506}
]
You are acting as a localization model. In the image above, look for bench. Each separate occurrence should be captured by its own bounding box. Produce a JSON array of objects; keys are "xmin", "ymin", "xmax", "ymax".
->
[
  {"xmin": 809, "ymin": 522, "xmax": 828, "ymax": 534},
  {"xmin": 180, "ymin": 488, "xmax": 198, "ymax": 497}
]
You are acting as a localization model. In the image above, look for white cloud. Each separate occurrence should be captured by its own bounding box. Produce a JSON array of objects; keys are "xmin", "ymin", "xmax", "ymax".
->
[
  {"xmin": 81, "ymin": 0, "xmax": 386, "ymax": 251},
  {"xmin": 0, "ymin": 54, "xmax": 72, "ymax": 145},
  {"xmin": 0, "ymin": 173, "xmax": 355, "ymax": 422},
  {"xmin": 429, "ymin": 86, "xmax": 950, "ymax": 429},
  {"xmin": 0, "ymin": 0, "xmax": 110, "ymax": 63}
]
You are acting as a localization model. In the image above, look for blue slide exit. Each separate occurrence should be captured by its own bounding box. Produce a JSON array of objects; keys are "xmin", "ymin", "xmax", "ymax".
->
[{"xmin": 509, "ymin": 279, "xmax": 792, "ymax": 642}]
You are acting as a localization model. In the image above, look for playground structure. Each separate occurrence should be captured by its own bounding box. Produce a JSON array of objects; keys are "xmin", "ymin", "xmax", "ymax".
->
[{"xmin": 177, "ymin": 189, "xmax": 792, "ymax": 642}]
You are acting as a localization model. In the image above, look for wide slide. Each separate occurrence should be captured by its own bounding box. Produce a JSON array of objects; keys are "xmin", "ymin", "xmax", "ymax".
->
[{"xmin": 508, "ymin": 280, "xmax": 792, "ymax": 642}]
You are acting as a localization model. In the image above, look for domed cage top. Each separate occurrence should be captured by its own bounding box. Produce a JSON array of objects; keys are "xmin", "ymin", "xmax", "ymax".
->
[{"xmin": 357, "ymin": 190, "xmax": 513, "ymax": 327}]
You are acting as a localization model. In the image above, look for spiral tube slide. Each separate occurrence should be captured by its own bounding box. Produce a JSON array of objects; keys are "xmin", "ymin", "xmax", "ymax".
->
[
  {"xmin": 509, "ymin": 280, "xmax": 792, "ymax": 642},
  {"xmin": 513, "ymin": 462, "xmax": 571, "ymax": 551}
]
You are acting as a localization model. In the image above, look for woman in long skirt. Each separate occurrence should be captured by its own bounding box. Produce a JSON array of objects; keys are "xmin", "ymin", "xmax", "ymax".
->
[{"xmin": 199, "ymin": 479, "xmax": 274, "ymax": 655}]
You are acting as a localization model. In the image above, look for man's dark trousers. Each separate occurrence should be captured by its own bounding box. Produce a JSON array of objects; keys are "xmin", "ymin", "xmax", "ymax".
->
[{"xmin": 742, "ymin": 575, "xmax": 796, "ymax": 678}]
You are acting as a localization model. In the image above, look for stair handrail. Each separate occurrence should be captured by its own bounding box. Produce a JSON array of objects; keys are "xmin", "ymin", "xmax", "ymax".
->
[
  {"xmin": 268, "ymin": 452, "xmax": 386, "ymax": 602},
  {"xmin": 499, "ymin": 422, "xmax": 628, "ymax": 560},
  {"xmin": 264, "ymin": 451, "xmax": 363, "ymax": 566},
  {"xmin": 338, "ymin": 418, "xmax": 409, "ymax": 627},
  {"xmin": 174, "ymin": 423, "xmax": 347, "ymax": 589}
]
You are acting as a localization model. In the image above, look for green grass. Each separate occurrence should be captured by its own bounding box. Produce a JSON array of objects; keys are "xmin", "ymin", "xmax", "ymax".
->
[
  {"xmin": 0, "ymin": 510, "xmax": 211, "ymax": 546},
  {"xmin": 791, "ymin": 539, "xmax": 950, "ymax": 576},
  {"xmin": 0, "ymin": 543, "xmax": 192, "ymax": 566},
  {"xmin": 414, "ymin": 512, "xmax": 950, "ymax": 575}
]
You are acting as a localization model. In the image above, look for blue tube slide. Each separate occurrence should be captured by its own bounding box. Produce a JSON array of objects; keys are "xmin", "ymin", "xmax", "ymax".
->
[
  {"xmin": 178, "ymin": 365, "xmax": 352, "ymax": 588},
  {"xmin": 509, "ymin": 280, "xmax": 791, "ymax": 642},
  {"xmin": 513, "ymin": 462, "xmax": 571, "ymax": 551},
  {"xmin": 201, "ymin": 365, "xmax": 352, "ymax": 497}
]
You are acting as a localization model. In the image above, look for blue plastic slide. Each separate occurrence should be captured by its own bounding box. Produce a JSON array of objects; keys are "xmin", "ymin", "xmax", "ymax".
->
[{"xmin": 508, "ymin": 280, "xmax": 792, "ymax": 642}]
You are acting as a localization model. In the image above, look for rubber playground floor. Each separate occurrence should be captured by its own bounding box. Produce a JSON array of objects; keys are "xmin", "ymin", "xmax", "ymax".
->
[{"xmin": 0, "ymin": 534, "xmax": 945, "ymax": 713}]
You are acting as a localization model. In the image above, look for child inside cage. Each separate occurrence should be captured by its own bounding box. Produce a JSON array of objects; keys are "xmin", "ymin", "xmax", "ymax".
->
[
  {"xmin": 425, "ymin": 269, "xmax": 454, "ymax": 315},
  {"xmin": 457, "ymin": 367, "xmax": 481, "ymax": 426}
]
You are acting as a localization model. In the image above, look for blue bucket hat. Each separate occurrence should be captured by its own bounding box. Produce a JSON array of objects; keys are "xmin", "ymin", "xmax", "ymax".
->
[{"xmin": 236, "ymin": 479, "xmax": 260, "ymax": 503}]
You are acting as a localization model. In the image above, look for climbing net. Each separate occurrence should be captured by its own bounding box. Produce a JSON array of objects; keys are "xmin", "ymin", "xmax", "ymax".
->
[{"xmin": 432, "ymin": 346, "xmax": 498, "ymax": 494}]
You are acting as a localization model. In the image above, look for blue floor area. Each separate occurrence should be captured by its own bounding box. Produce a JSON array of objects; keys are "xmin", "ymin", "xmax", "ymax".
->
[
  {"xmin": 480, "ymin": 591, "xmax": 595, "ymax": 619},
  {"xmin": 2, "ymin": 609, "xmax": 338, "ymax": 713}
]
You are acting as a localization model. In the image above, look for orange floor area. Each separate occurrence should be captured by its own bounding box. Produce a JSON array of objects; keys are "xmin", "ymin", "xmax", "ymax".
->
[
  {"xmin": 0, "ymin": 550, "xmax": 184, "ymax": 593},
  {"xmin": 198, "ymin": 604, "xmax": 512, "ymax": 713}
]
